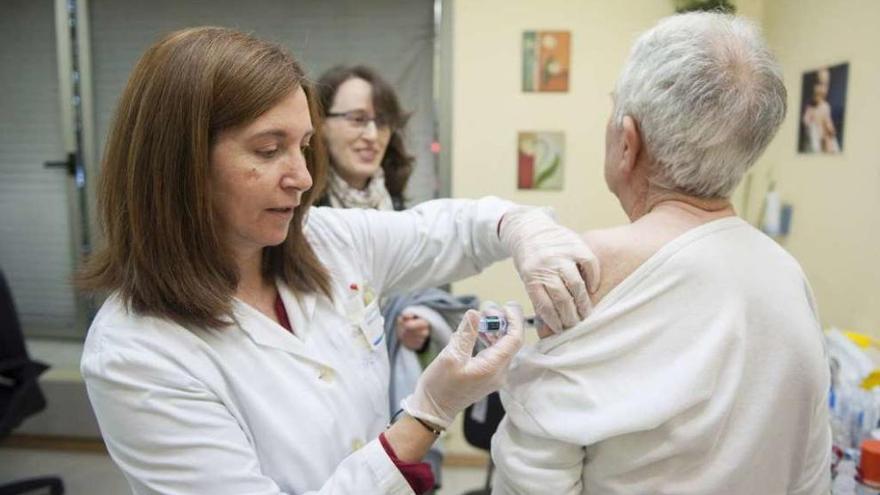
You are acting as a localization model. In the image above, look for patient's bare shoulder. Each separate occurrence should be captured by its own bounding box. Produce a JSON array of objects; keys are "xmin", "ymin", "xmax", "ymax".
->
[
  {"xmin": 581, "ymin": 225, "xmax": 668, "ymax": 304},
  {"xmin": 582, "ymin": 208, "xmax": 735, "ymax": 304}
]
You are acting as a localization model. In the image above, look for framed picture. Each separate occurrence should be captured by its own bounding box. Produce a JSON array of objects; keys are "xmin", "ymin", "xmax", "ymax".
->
[
  {"xmin": 522, "ymin": 31, "xmax": 570, "ymax": 92},
  {"xmin": 798, "ymin": 62, "xmax": 848, "ymax": 154},
  {"xmin": 517, "ymin": 131, "xmax": 564, "ymax": 190}
]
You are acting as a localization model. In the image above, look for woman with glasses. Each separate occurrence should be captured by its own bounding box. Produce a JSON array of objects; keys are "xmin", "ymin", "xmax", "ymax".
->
[
  {"xmin": 78, "ymin": 28, "xmax": 598, "ymax": 495},
  {"xmin": 316, "ymin": 65, "xmax": 410, "ymax": 211},
  {"xmin": 316, "ymin": 65, "xmax": 467, "ymax": 492}
]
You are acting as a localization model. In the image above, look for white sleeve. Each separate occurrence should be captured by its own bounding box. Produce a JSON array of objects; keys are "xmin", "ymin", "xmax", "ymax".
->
[
  {"xmin": 490, "ymin": 287, "xmax": 734, "ymax": 492},
  {"xmin": 790, "ymin": 395, "xmax": 832, "ymax": 495},
  {"xmin": 82, "ymin": 346, "xmax": 411, "ymax": 495},
  {"xmin": 307, "ymin": 197, "xmax": 514, "ymax": 295},
  {"xmin": 500, "ymin": 300, "xmax": 734, "ymax": 448},
  {"xmin": 491, "ymin": 415, "xmax": 585, "ymax": 495}
]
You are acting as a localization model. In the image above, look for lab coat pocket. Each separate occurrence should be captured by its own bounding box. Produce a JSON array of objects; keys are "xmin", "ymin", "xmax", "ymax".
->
[
  {"xmin": 358, "ymin": 301, "xmax": 385, "ymax": 350},
  {"xmin": 355, "ymin": 301, "xmax": 391, "ymax": 418}
]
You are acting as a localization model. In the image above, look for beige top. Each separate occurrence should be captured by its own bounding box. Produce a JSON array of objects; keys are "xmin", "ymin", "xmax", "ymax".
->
[{"xmin": 492, "ymin": 217, "xmax": 831, "ymax": 495}]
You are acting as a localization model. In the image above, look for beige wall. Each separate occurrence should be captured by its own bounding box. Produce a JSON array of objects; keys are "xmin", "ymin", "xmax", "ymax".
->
[{"xmin": 754, "ymin": 0, "xmax": 880, "ymax": 335}]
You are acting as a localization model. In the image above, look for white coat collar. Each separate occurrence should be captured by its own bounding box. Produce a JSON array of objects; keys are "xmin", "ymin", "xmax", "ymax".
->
[
  {"xmin": 231, "ymin": 282, "xmax": 328, "ymax": 367},
  {"xmin": 276, "ymin": 281, "xmax": 318, "ymax": 332}
]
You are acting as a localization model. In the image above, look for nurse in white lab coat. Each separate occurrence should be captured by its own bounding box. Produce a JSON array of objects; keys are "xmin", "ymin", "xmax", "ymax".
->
[{"xmin": 78, "ymin": 27, "xmax": 597, "ymax": 495}]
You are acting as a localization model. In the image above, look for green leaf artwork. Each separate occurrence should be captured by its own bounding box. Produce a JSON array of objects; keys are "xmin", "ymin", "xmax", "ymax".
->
[{"xmin": 517, "ymin": 131, "xmax": 564, "ymax": 191}]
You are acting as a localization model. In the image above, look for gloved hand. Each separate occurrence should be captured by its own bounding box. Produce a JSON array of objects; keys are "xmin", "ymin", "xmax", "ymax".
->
[
  {"xmin": 499, "ymin": 207, "xmax": 600, "ymax": 333},
  {"xmin": 401, "ymin": 303, "xmax": 525, "ymax": 429}
]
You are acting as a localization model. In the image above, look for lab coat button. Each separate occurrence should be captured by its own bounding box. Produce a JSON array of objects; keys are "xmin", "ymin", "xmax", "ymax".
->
[{"xmin": 318, "ymin": 366, "xmax": 334, "ymax": 382}]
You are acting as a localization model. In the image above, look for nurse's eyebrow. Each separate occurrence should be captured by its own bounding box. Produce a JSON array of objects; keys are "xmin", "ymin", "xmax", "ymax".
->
[
  {"xmin": 250, "ymin": 128, "xmax": 315, "ymax": 142},
  {"xmin": 249, "ymin": 129, "xmax": 288, "ymax": 140}
]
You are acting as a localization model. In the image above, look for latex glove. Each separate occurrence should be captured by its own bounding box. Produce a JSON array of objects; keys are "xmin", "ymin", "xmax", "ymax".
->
[
  {"xmin": 401, "ymin": 303, "xmax": 525, "ymax": 429},
  {"xmin": 396, "ymin": 313, "xmax": 431, "ymax": 351},
  {"xmin": 499, "ymin": 207, "xmax": 600, "ymax": 333}
]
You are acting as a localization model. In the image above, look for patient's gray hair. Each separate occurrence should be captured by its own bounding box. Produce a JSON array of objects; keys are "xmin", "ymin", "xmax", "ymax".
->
[{"xmin": 613, "ymin": 12, "xmax": 786, "ymax": 198}]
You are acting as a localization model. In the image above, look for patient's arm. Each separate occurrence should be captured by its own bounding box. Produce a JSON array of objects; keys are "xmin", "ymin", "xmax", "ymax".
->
[
  {"xmin": 491, "ymin": 415, "xmax": 586, "ymax": 495},
  {"xmin": 491, "ymin": 233, "xmax": 640, "ymax": 489}
]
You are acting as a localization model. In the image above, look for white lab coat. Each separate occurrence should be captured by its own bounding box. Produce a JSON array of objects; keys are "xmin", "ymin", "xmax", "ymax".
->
[{"xmin": 81, "ymin": 197, "xmax": 513, "ymax": 495}]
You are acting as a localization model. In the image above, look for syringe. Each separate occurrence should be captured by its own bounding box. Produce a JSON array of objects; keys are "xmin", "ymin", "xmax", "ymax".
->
[{"xmin": 478, "ymin": 315, "xmax": 543, "ymax": 337}]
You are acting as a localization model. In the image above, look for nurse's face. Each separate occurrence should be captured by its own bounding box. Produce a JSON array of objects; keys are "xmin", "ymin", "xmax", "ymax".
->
[
  {"xmin": 210, "ymin": 88, "xmax": 314, "ymax": 257},
  {"xmin": 322, "ymin": 77, "xmax": 392, "ymax": 190}
]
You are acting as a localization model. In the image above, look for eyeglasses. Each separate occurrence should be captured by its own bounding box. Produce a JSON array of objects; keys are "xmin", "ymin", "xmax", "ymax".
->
[{"xmin": 325, "ymin": 110, "xmax": 392, "ymax": 132}]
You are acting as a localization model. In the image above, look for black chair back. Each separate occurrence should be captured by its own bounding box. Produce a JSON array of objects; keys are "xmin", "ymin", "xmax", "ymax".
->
[
  {"xmin": 0, "ymin": 269, "xmax": 28, "ymax": 360},
  {"xmin": 0, "ymin": 268, "xmax": 65, "ymax": 494},
  {"xmin": 0, "ymin": 269, "xmax": 49, "ymax": 436},
  {"xmin": 463, "ymin": 392, "xmax": 505, "ymax": 451}
]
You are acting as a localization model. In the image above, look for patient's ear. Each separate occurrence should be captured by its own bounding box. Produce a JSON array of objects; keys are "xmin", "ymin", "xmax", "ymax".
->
[{"xmin": 620, "ymin": 116, "xmax": 641, "ymax": 177}]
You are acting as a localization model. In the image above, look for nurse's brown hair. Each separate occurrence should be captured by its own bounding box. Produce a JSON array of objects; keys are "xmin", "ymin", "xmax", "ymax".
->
[{"xmin": 77, "ymin": 27, "xmax": 331, "ymax": 328}]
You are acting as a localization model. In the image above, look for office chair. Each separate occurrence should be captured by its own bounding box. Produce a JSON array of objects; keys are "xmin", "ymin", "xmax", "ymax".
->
[{"xmin": 0, "ymin": 269, "xmax": 64, "ymax": 495}]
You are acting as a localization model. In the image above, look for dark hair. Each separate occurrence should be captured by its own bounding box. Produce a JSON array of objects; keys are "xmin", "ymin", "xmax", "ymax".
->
[
  {"xmin": 77, "ymin": 27, "xmax": 332, "ymax": 328},
  {"xmin": 316, "ymin": 65, "xmax": 414, "ymax": 201}
]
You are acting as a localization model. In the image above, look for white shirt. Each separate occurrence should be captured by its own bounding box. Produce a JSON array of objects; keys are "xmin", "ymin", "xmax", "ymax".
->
[
  {"xmin": 81, "ymin": 197, "xmax": 513, "ymax": 495},
  {"xmin": 492, "ymin": 217, "xmax": 831, "ymax": 495}
]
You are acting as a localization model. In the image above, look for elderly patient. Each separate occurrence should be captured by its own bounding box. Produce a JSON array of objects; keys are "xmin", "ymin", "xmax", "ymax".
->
[{"xmin": 491, "ymin": 12, "xmax": 830, "ymax": 495}]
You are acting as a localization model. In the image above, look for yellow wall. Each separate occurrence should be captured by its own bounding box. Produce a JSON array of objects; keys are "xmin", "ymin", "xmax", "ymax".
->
[
  {"xmin": 450, "ymin": 0, "xmax": 674, "ymax": 311},
  {"xmin": 754, "ymin": 0, "xmax": 880, "ymax": 335}
]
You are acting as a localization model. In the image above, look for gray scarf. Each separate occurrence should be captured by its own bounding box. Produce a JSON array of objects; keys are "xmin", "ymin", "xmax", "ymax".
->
[{"xmin": 326, "ymin": 168, "xmax": 394, "ymax": 211}]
